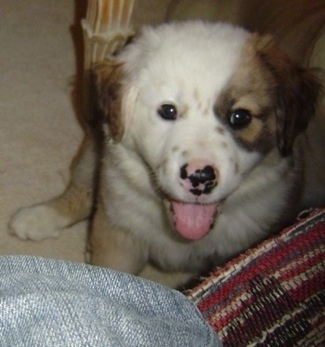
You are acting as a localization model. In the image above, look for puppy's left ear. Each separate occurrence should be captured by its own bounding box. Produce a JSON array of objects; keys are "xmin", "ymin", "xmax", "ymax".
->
[
  {"xmin": 255, "ymin": 36, "xmax": 323, "ymax": 156},
  {"xmin": 92, "ymin": 59, "xmax": 136, "ymax": 142}
]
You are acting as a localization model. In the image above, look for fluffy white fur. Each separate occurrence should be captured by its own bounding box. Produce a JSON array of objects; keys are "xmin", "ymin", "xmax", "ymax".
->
[{"xmin": 10, "ymin": 21, "xmax": 323, "ymax": 287}]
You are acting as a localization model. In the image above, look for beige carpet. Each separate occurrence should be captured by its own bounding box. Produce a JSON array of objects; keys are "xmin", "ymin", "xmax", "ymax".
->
[
  {"xmin": 0, "ymin": 1, "xmax": 87, "ymax": 261},
  {"xmin": 1, "ymin": 1, "xmax": 324, "ymax": 267}
]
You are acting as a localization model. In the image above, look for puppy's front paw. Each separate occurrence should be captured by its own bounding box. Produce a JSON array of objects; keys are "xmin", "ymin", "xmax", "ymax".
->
[{"xmin": 9, "ymin": 205, "xmax": 66, "ymax": 241}]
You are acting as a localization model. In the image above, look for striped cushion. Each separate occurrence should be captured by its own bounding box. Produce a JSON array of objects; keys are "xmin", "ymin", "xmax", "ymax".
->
[{"xmin": 187, "ymin": 208, "xmax": 325, "ymax": 346}]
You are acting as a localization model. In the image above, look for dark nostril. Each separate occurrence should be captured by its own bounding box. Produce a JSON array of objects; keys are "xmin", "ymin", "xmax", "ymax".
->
[
  {"xmin": 202, "ymin": 166, "xmax": 216, "ymax": 181},
  {"xmin": 180, "ymin": 164, "xmax": 188, "ymax": 180}
]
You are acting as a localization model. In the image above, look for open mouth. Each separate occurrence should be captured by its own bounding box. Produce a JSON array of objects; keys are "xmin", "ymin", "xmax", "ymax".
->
[{"xmin": 165, "ymin": 198, "xmax": 221, "ymax": 241}]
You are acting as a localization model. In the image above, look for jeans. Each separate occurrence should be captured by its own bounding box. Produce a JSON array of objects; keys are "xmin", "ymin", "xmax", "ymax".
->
[{"xmin": 0, "ymin": 256, "xmax": 221, "ymax": 347}]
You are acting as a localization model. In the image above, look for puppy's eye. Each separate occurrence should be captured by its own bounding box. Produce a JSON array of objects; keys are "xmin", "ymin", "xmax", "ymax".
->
[
  {"xmin": 158, "ymin": 104, "xmax": 178, "ymax": 121},
  {"xmin": 228, "ymin": 109, "xmax": 251, "ymax": 130}
]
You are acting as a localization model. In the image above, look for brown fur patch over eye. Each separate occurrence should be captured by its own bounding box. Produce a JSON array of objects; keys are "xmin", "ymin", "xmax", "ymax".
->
[
  {"xmin": 215, "ymin": 34, "xmax": 322, "ymax": 156},
  {"xmin": 215, "ymin": 38, "xmax": 277, "ymax": 154}
]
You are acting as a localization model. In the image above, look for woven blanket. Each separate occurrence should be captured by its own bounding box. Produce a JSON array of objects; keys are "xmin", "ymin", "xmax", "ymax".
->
[{"xmin": 187, "ymin": 208, "xmax": 325, "ymax": 347}]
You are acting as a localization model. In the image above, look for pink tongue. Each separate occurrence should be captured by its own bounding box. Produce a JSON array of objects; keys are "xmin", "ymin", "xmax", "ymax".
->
[{"xmin": 171, "ymin": 201, "xmax": 218, "ymax": 240}]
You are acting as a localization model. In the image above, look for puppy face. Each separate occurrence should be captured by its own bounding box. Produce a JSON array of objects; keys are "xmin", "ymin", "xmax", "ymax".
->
[{"xmin": 95, "ymin": 22, "xmax": 321, "ymax": 241}]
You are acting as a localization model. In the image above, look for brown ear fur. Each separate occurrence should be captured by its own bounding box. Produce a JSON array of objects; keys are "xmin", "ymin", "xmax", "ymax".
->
[
  {"xmin": 92, "ymin": 60, "xmax": 125, "ymax": 142},
  {"xmin": 255, "ymin": 36, "xmax": 322, "ymax": 156}
]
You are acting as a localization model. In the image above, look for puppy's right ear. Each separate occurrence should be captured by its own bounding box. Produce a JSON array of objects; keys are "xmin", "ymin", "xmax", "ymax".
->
[
  {"xmin": 91, "ymin": 60, "xmax": 129, "ymax": 142},
  {"xmin": 254, "ymin": 36, "xmax": 322, "ymax": 156}
]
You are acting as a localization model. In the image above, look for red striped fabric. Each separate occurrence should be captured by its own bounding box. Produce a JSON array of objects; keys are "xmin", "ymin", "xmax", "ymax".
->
[{"xmin": 187, "ymin": 209, "xmax": 325, "ymax": 347}]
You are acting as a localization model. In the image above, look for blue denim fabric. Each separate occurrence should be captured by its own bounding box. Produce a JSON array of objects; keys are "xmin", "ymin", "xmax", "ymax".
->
[{"xmin": 0, "ymin": 256, "xmax": 221, "ymax": 347}]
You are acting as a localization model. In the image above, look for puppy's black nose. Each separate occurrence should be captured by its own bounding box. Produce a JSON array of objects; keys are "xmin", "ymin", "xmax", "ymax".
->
[
  {"xmin": 180, "ymin": 162, "xmax": 218, "ymax": 195},
  {"xmin": 180, "ymin": 165, "xmax": 215, "ymax": 187}
]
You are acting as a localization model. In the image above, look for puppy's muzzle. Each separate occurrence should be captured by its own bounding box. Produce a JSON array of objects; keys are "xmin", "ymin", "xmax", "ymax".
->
[{"xmin": 180, "ymin": 161, "xmax": 218, "ymax": 196}]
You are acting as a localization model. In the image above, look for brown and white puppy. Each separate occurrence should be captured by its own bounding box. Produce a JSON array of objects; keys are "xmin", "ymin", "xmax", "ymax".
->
[{"xmin": 9, "ymin": 22, "xmax": 323, "ymax": 287}]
